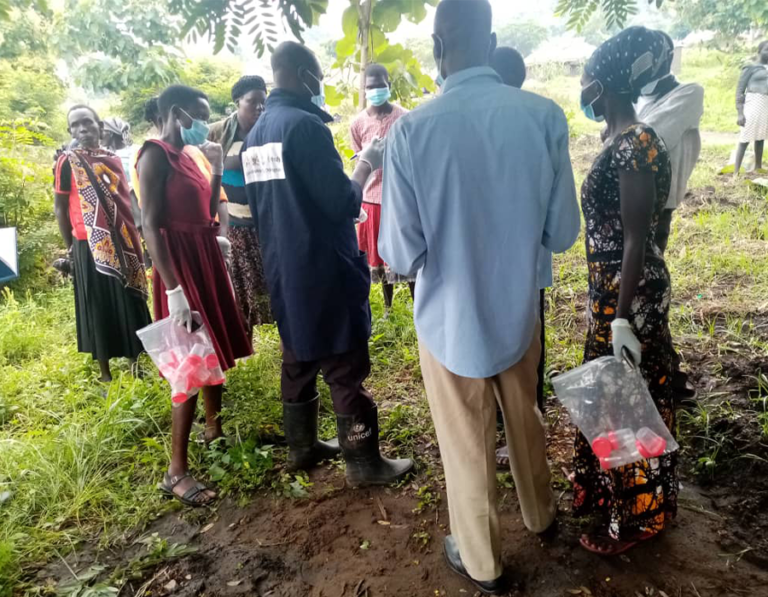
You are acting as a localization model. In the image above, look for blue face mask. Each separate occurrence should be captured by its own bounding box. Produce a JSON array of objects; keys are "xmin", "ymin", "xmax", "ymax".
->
[
  {"xmin": 366, "ymin": 87, "xmax": 391, "ymax": 107},
  {"xmin": 580, "ymin": 80, "xmax": 605, "ymax": 123},
  {"xmin": 436, "ymin": 74, "xmax": 445, "ymax": 87},
  {"xmin": 178, "ymin": 108, "xmax": 210, "ymax": 146},
  {"xmin": 302, "ymin": 70, "xmax": 326, "ymax": 109}
]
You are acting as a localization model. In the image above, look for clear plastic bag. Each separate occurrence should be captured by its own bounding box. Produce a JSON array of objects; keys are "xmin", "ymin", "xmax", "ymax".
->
[
  {"xmin": 552, "ymin": 355, "xmax": 679, "ymax": 470},
  {"xmin": 136, "ymin": 314, "xmax": 225, "ymax": 407}
]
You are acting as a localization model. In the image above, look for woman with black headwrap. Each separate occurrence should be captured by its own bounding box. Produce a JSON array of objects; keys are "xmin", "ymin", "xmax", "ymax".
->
[
  {"xmin": 208, "ymin": 75, "xmax": 273, "ymax": 338},
  {"xmin": 571, "ymin": 27, "xmax": 677, "ymax": 555}
]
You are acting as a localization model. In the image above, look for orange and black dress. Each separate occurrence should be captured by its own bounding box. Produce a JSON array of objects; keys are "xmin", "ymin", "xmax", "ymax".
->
[
  {"xmin": 54, "ymin": 149, "xmax": 151, "ymax": 361},
  {"xmin": 573, "ymin": 124, "xmax": 678, "ymax": 539}
]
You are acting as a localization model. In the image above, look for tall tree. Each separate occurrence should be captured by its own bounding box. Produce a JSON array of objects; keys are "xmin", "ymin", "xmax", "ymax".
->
[
  {"xmin": 54, "ymin": 0, "xmax": 184, "ymax": 92},
  {"xmin": 333, "ymin": 0, "xmax": 438, "ymax": 109},
  {"xmin": 676, "ymin": 0, "xmax": 768, "ymax": 40}
]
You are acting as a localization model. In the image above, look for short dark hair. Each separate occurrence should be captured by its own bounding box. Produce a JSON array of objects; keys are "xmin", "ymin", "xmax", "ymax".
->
[
  {"xmin": 434, "ymin": 0, "xmax": 493, "ymax": 56},
  {"xmin": 759, "ymin": 40, "xmax": 768, "ymax": 54},
  {"xmin": 158, "ymin": 85, "xmax": 208, "ymax": 119},
  {"xmin": 231, "ymin": 75, "xmax": 267, "ymax": 102},
  {"xmin": 67, "ymin": 104, "xmax": 100, "ymax": 123},
  {"xmin": 271, "ymin": 41, "xmax": 318, "ymax": 74},
  {"xmin": 364, "ymin": 63, "xmax": 389, "ymax": 81},
  {"xmin": 144, "ymin": 97, "xmax": 160, "ymax": 124},
  {"xmin": 490, "ymin": 47, "xmax": 526, "ymax": 89}
]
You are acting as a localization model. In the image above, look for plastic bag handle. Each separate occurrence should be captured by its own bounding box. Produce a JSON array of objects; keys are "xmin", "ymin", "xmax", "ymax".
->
[{"xmin": 621, "ymin": 346, "xmax": 637, "ymax": 371}]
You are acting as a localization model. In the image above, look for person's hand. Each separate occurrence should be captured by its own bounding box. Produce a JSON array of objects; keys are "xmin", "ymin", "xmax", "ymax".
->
[
  {"xmin": 200, "ymin": 141, "xmax": 224, "ymax": 176},
  {"xmin": 354, "ymin": 207, "xmax": 368, "ymax": 224},
  {"xmin": 216, "ymin": 236, "xmax": 232, "ymax": 266},
  {"xmin": 359, "ymin": 137, "xmax": 385, "ymax": 171},
  {"xmin": 166, "ymin": 285, "xmax": 193, "ymax": 332},
  {"xmin": 611, "ymin": 318, "xmax": 642, "ymax": 365},
  {"xmin": 737, "ymin": 114, "xmax": 747, "ymax": 127}
]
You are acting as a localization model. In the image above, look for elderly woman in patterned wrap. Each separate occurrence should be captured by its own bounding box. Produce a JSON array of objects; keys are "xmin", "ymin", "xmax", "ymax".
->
[
  {"xmin": 571, "ymin": 27, "xmax": 677, "ymax": 555},
  {"xmin": 54, "ymin": 105, "xmax": 151, "ymax": 383}
]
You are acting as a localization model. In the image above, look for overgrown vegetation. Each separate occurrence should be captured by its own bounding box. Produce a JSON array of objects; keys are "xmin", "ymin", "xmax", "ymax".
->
[{"xmin": 1, "ymin": 4, "xmax": 767, "ymax": 592}]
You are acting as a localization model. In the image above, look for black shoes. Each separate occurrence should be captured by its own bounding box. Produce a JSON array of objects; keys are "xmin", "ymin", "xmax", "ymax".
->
[
  {"xmin": 283, "ymin": 395, "xmax": 341, "ymax": 472},
  {"xmin": 337, "ymin": 406, "xmax": 415, "ymax": 487},
  {"xmin": 443, "ymin": 535, "xmax": 508, "ymax": 596}
]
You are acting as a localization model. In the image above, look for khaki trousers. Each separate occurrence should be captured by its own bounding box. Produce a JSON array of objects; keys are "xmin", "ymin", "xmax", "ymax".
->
[{"xmin": 419, "ymin": 325, "xmax": 556, "ymax": 581}]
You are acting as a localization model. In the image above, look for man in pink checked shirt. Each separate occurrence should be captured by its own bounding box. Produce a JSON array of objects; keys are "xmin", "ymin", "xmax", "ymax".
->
[{"xmin": 350, "ymin": 63, "xmax": 414, "ymax": 317}]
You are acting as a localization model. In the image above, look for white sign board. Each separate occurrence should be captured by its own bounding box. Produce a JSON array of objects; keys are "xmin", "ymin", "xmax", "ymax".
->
[{"xmin": 0, "ymin": 227, "xmax": 19, "ymax": 283}]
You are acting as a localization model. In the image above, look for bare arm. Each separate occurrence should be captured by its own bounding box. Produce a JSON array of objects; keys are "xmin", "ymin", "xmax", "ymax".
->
[
  {"xmin": 616, "ymin": 169, "xmax": 656, "ymax": 319},
  {"xmin": 138, "ymin": 144, "xmax": 180, "ymax": 290},
  {"xmin": 54, "ymin": 192, "xmax": 73, "ymax": 250},
  {"xmin": 217, "ymin": 199, "xmax": 229, "ymax": 237},
  {"xmin": 351, "ymin": 161, "xmax": 373, "ymax": 190},
  {"xmin": 209, "ymin": 174, "xmax": 222, "ymax": 220}
]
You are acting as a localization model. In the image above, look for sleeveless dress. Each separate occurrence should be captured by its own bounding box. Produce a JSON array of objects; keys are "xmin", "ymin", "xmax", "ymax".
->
[
  {"xmin": 573, "ymin": 125, "xmax": 678, "ymax": 540},
  {"xmin": 140, "ymin": 139, "xmax": 252, "ymax": 371}
]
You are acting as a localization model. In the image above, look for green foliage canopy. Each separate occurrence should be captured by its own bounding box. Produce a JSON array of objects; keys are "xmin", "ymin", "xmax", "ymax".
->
[
  {"xmin": 496, "ymin": 21, "xmax": 550, "ymax": 57},
  {"xmin": 329, "ymin": 0, "xmax": 438, "ymax": 109}
]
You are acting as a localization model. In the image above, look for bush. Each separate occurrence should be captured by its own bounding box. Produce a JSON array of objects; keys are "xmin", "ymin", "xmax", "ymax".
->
[
  {"xmin": 0, "ymin": 123, "xmax": 61, "ymax": 293},
  {"xmin": 118, "ymin": 58, "xmax": 245, "ymax": 131},
  {"xmin": 0, "ymin": 57, "xmax": 67, "ymax": 139}
]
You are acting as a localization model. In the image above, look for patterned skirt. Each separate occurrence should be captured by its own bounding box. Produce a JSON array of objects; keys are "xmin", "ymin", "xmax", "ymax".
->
[
  {"xmin": 739, "ymin": 93, "xmax": 768, "ymax": 143},
  {"xmin": 228, "ymin": 226, "xmax": 273, "ymax": 332},
  {"xmin": 572, "ymin": 257, "xmax": 678, "ymax": 540}
]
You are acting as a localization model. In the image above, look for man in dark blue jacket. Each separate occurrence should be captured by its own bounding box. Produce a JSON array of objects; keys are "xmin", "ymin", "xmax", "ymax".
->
[{"xmin": 243, "ymin": 41, "xmax": 413, "ymax": 487}]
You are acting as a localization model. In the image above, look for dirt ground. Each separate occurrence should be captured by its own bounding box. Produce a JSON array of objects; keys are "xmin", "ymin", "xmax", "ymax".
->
[
  {"xmin": 35, "ymin": 385, "xmax": 768, "ymax": 597},
  {"xmin": 36, "ymin": 463, "xmax": 768, "ymax": 597}
]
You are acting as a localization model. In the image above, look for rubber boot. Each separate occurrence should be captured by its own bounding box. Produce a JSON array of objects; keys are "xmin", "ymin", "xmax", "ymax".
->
[
  {"xmin": 284, "ymin": 395, "xmax": 341, "ymax": 472},
  {"xmin": 337, "ymin": 406, "xmax": 415, "ymax": 487}
]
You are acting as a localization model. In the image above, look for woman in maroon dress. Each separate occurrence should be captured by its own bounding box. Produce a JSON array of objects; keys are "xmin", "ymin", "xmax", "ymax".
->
[{"xmin": 138, "ymin": 85, "xmax": 252, "ymax": 506}]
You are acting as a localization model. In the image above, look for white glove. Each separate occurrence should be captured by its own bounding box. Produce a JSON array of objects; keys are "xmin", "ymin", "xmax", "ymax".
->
[
  {"xmin": 611, "ymin": 318, "xmax": 642, "ymax": 365},
  {"xmin": 166, "ymin": 285, "xmax": 193, "ymax": 332},
  {"xmin": 216, "ymin": 235, "xmax": 232, "ymax": 265},
  {"xmin": 200, "ymin": 141, "xmax": 224, "ymax": 176},
  {"xmin": 359, "ymin": 137, "xmax": 385, "ymax": 171},
  {"xmin": 355, "ymin": 207, "xmax": 368, "ymax": 224}
]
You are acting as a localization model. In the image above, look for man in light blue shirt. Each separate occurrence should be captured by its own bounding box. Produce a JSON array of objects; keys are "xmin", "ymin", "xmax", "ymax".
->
[{"xmin": 379, "ymin": 0, "xmax": 580, "ymax": 592}]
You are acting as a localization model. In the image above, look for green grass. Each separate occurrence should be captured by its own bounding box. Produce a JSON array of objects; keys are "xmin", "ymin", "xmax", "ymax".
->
[
  {"xmin": 679, "ymin": 48, "xmax": 747, "ymax": 134},
  {"xmin": 0, "ymin": 278, "xmax": 423, "ymax": 595},
  {"xmin": 3, "ymin": 52, "xmax": 768, "ymax": 595}
]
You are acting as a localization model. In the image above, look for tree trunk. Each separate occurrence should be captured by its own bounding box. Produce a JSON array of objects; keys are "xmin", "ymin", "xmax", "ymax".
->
[{"xmin": 358, "ymin": 0, "xmax": 373, "ymax": 110}]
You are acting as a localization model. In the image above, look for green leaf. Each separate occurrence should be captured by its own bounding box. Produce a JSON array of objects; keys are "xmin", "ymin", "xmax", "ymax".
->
[
  {"xmin": 336, "ymin": 34, "xmax": 357, "ymax": 59},
  {"xmin": 323, "ymin": 83, "xmax": 345, "ymax": 107},
  {"xmin": 370, "ymin": 26, "xmax": 388, "ymax": 52},
  {"xmin": 341, "ymin": 5, "xmax": 358, "ymax": 37},
  {"xmin": 403, "ymin": 0, "xmax": 429, "ymax": 23},
  {"xmin": 209, "ymin": 463, "xmax": 227, "ymax": 482},
  {"xmin": 375, "ymin": 43, "xmax": 406, "ymax": 64},
  {"xmin": 372, "ymin": 1, "xmax": 402, "ymax": 33}
]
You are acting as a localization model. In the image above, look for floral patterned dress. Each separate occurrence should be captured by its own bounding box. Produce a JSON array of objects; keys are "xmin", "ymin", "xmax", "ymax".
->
[{"xmin": 573, "ymin": 124, "xmax": 678, "ymax": 540}]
